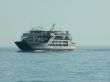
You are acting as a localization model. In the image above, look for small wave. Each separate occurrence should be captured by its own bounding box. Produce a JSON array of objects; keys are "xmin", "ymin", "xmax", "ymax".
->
[
  {"xmin": 17, "ymin": 80, "xmax": 64, "ymax": 82},
  {"xmin": 76, "ymin": 48, "xmax": 110, "ymax": 52}
]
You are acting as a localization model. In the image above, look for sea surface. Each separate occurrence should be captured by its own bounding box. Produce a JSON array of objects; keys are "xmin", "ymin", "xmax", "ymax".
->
[{"xmin": 0, "ymin": 46, "xmax": 110, "ymax": 82}]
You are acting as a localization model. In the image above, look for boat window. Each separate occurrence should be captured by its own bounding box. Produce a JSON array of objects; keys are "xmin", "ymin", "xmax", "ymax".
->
[
  {"xmin": 49, "ymin": 44, "xmax": 68, "ymax": 46},
  {"xmin": 54, "ymin": 36, "xmax": 64, "ymax": 40}
]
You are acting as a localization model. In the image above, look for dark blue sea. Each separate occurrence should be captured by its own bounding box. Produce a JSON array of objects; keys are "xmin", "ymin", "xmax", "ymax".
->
[{"xmin": 0, "ymin": 46, "xmax": 110, "ymax": 82}]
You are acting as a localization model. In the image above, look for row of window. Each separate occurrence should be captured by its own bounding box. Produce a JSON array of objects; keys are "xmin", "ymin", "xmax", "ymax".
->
[
  {"xmin": 52, "ymin": 41, "xmax": 68, "ymax": 43},
  {"xmin": 54, "ymin": 36, "xmax": 69, "ymax": 40},
  {"xmin": 49, "ymin": 44, "xmax": 68, "ymax": 46},
  {"xmin": 27, "ymin": 36, "xmax": 50, "ymax": 38},
  {"xmin": 37, "ymin": 36, "xmax": 50, "ymax": 38}
]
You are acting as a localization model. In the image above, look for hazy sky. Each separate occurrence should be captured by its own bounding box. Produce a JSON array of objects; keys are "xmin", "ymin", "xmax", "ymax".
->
[{"xmin": 0, "ymin": 0, "xmax": 110, "ymax": 47}]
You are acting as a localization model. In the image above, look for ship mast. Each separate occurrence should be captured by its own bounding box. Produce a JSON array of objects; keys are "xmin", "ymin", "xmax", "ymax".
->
[{"xmin": 50, "ymin": 24, "xmax": 55, "ymax": 31}]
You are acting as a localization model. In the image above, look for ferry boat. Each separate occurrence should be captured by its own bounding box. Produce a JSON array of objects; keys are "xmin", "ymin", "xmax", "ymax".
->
[{"xmin": 15, "ymin": 24, "xmax": 75, "ymax": 51}]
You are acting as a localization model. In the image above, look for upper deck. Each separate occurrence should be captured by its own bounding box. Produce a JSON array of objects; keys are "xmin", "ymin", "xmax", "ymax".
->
[
  {"xmin": 29, "ymin": 26, "xmax": 69, "ymax": 35},
  {"xmin": 21, "ymin": 25, "xmax": 72, "ymax": 43}
]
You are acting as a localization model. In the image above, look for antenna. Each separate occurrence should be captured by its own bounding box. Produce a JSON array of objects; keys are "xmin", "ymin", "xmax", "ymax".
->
[{"xmin": 50, "ymin": 24, "xmax": 56, "ymax": 31}]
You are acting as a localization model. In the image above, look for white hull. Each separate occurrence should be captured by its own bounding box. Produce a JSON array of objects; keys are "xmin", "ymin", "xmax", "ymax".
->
[{"xmin": 30, "ymin": 43, "xmax": 75, "ymax": 50}]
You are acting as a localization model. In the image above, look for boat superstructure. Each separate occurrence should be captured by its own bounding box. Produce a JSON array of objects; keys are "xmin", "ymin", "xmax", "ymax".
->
[{"xmin": 15, "ymin": 24, "xmax": 75, "ymax": 51}]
